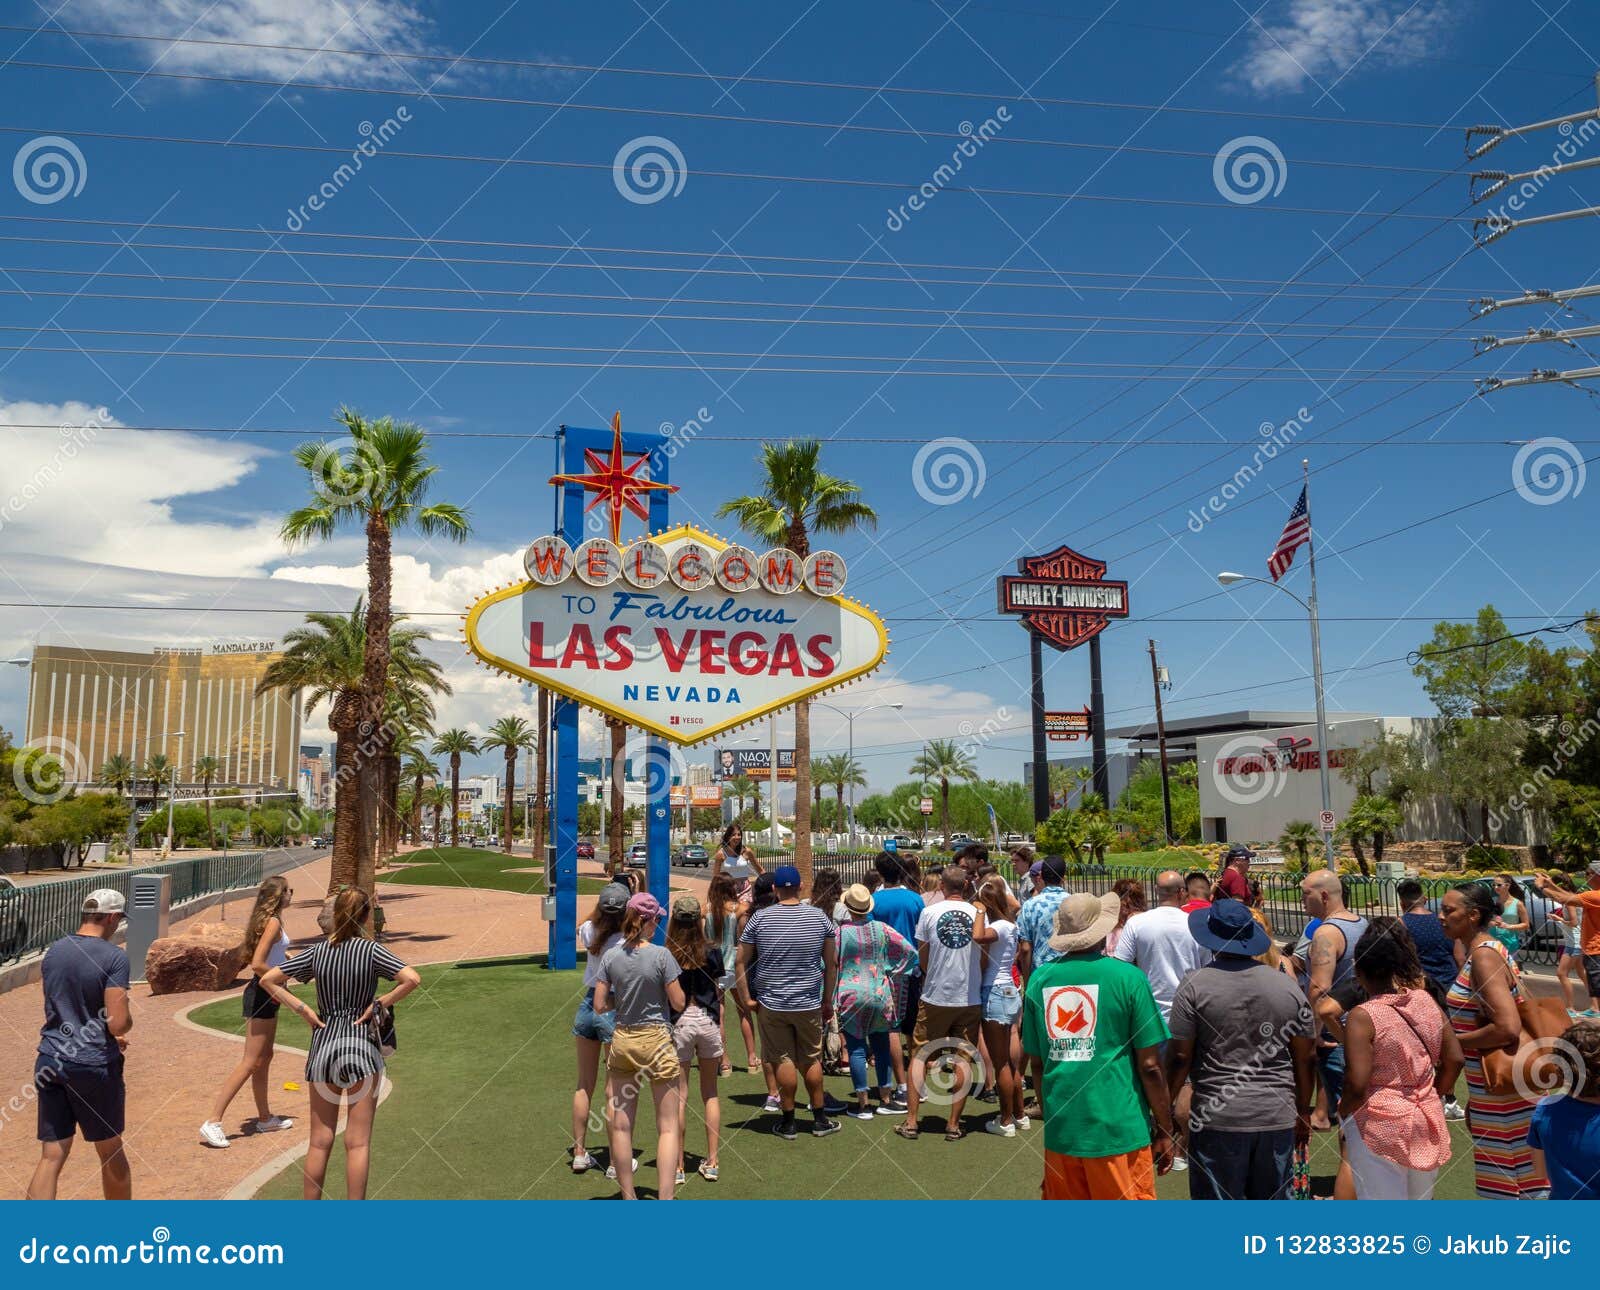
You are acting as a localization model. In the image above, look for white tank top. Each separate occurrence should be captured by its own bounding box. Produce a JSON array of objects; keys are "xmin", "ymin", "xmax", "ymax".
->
[{"xmin": 266, "ymin": 925, "xmax": 291, "ymax": 968}]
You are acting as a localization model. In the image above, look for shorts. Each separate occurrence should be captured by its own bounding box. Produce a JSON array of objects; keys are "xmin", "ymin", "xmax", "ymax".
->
[
  {"xmin": 757, "ymin": 1008, "xmax": 824, "ymax": 1068},
  {"xmin": 897, "ymin": 974, "xmax": 923, "ymax": 1039},
  {"xmin": 981, "ymin": 982, "xmax": 1022, "ymax": 1024},
  {"xmin": 242, "ymin": 978, "xmax": 280, "ymax": 1021},
  {"xmin": 35, "ymin": 1058, "xmax": 125, "ymax": 1143},
  {"xmin": 1585, "ymin": 954, "xmax": 1600, "ymax": 1000},
  {"xmin": 572, "ymin": 987, "xmax": 616, "ymax": 1044},
  {"xmin": 1043, "ymin": 1146, "xmax": 1156, "ymax": 1201},
  {"xmin": 608, "ymin": 1024, "xmax": 680, "ymax": 1083},
  {"xmin": 673, "ymin": 1004, "xmax": 725, "ymax": 1064},
  {"xmin": 913, "ymin": 1002, "xmax": 982, "ymax": 1049}
]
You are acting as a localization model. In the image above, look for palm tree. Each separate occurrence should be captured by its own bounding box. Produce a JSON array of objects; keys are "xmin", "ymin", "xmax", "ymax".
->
[
  {"xmin": 192, "ymin": 754, "xmax": 221, "ymax": 849},
  {"xmin": 421, "ymin": 783, "xmax": 450, "ymax": 844},
  {"xmin": 718, "ymin": 439, "xmax": 876, "ymax": 883},
  {"xmin": 1278, "ymin": 820, "xmax": 1321, "ymax": 872},
  {"xmin": 818, "ymin": 753, "xmax": 866, "ymax": 841},
  {"xmin": 1338, "ymin": 794, "xmax": 1402, "ymax": 876},
  {"xmin": 141, "ymin": 753, "xmax": 171, "ymax": 838},
  {"xmin": 281, "ymin": 409, "xmax": 469, "ymax": 878},
  {"xmin": 97, "ymin": 754, "xmax": 134, "ymax": 796},
  {"xmin": 258, "ymin": 602, "xmax": 449, "ymax": 891},
  {"xmin": 1082, "ymin": 817, "xmax": 1117, "ymax": 865},
  {"xmin": 909, "ymin": 739, "xmax": 979, "ymax": 847},
  {"xmin": 402, "ymin": 751, "xmax": 438, "ymax": 845},
  {"xmin": 482, "ymin": 716, "xmax": 537, "ymax": 854},
  {"xmin": 727, "ymin": 774, "xmax": 758, "ymax": 820},
  {"xmin": 430, "ymin": 728, "xmax": 479, "ymax": 849}
]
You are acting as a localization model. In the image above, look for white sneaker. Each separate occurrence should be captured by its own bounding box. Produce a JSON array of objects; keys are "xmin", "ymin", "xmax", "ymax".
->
[
  {"xmin": 1171, "ymin": 1154, "xmax": 1189, "ymax": 1172},
  {"xmin": 1443, "ymin": 1100, "xmax": 1466, "ymax": 1122},
  {"xmin": 604, "ymin": 1153, "xmax": 640, "ymax": 1181},
  {"xmin": 674, "ymin": 1169, "xmax": 686, "ymax": 1186},
  {"xmin": 1015, "ymin": 1115, "xmax": 1031, "ymax": 1131},
  {"xmin": 571, "ymin": 1150, "xmax": 595, "ymax": 1174},
  {"xmin": 984, "ymin": 1118, "xmax": 1016, "ymax": 1138},
  {"xmin": 199, "ymin": 1121, "xmax": 229, "ymax": 1149},
  {"xmin": 253, "ymin": 1114, "xmax": 293, "ymax": 1133}
]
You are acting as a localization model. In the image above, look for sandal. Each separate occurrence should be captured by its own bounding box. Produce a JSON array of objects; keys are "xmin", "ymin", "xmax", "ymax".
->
[
  {"xmin": 718, "ymin": 1063, "xmax": 733, "ymax": 1077},
  {"xmin": 698, "ymin": 1161, "xmax": 719, "ymax": 1182},
  {"xmin": 894, "ymin": 1124, "xmax": 920, "ymax": 1140},
  {"xmin": 944, "ymin": 1126, "xmax": 967, "ymax": 1142}
]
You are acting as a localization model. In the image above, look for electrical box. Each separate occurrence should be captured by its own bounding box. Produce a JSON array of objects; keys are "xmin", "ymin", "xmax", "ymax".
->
[{"xmin": 126, "ymin": 873, "xmax": 171, "ymax": 984}]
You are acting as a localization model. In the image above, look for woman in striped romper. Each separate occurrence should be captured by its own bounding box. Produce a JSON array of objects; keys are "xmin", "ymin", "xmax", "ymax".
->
[
  {"xmin": 1439, "ymin": 882, "xmax": 1549, "ymax": 1199},
  {"xmin": 260, "ymin": 887, "xmax": 421, "ymax": 1200}
]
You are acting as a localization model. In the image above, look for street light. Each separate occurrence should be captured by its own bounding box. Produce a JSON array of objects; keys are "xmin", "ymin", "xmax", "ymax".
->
[
  {"xmin": 813, "ymin": 700, "xmax": 903, "ymax": 847},
  {"xmin": 161, "ymin": 730, "xmax": 187, "ymax": 860},
  {"xmin": 1216, "ymin": 570, "xmax": 1334, "ymax": 868}
]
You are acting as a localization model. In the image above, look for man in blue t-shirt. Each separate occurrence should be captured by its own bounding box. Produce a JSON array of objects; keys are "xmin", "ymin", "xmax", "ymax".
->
[
  {"xmin": 29, "ymin": 889, "xmax": 134, "ymax": 1200},
  {"xmin": 870, "ymin": 852, "xmax": 924, "ymax": 1106}
]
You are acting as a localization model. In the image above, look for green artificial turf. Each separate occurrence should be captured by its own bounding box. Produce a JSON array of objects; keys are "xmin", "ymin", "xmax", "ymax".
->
[
  {"xmin": 190, "ymin": 960, "xmax": 1485, "ymax": 1201},
  {"xmin": 376, "ymin": 847, "xmax": 606, "ymax": 896}
]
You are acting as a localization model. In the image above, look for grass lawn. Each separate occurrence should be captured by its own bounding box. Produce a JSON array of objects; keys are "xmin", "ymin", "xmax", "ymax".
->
[
  {"xmin": 377, "ymin": 847, "xmax": 607, "ymax": 897},
  {"xmin": 190, "ymin": 960, "xmax": 1486, "ymax": 1201}
]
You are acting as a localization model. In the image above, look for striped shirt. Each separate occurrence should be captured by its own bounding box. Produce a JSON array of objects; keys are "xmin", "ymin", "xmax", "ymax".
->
[
  {"xmin": 739, "ymin": 902, "xmax": 835, "ymax": 1011},
  {"xmin": 280, "ymin": 936, "xmax": 408, "ymax": 1086}
]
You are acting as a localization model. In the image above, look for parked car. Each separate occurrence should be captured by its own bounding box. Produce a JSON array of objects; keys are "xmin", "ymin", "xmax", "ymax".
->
[
  {"xmin": 0, "ymin": 875, "xmax": 27, "ymax": 959},
  {"xmin": 1001, "ymin": 833, "xmax": 1030, "ymax": 847},
  {"xmin": 675, "ymin": 844, "xmax": 710, "ymax": 867},
  {"xmin": 888, "ymin": 834, "xmax": 921, "ymax": 851},
  {"xmin": 575, "ymin": 840, "xmax": 595, "ymax": 859},
  {"xmin": 626, "ymin": 842, "xmax": 650, "ymax": 869},
  {"xmin": 947, "ymin": 833, "xmax": 976, "ymax": 850}
]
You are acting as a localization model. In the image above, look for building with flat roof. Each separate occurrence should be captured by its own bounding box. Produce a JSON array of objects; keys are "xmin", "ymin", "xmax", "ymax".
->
[{"xmin": 22, "ymin": 639, "xmax": 300, "ymax": 791}]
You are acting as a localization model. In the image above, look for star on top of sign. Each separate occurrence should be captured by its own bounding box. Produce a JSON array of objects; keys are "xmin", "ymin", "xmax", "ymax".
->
[{"xmin": 548, "ymin": 412, "xmax": 678, "ymax": 545}]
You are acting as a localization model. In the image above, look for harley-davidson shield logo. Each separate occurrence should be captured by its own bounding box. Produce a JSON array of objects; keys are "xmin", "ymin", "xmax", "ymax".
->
[{"xmin": 996, "ymin": 544, "xmax": 1128, "ymax": 651}]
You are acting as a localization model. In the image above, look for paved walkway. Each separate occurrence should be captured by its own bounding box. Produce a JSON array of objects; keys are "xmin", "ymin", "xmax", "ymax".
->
[{"xmin": 0, "ymin": 852, "xmax": 694, "ymax": 1200}]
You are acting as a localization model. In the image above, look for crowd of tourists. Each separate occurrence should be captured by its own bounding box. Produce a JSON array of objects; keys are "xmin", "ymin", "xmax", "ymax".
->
[{"xmin": 23, "ymin": 827, "xmax": 1600, "ymax": 1203}]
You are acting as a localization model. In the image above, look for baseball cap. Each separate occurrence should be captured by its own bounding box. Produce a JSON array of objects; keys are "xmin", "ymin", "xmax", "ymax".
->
[
  {"xmin": 1040, "ymin": 855, "xmax": 1067, "ymax": 884},
  {"xmin": 773, "ymin": 864, "xmax": 802, "ymax": 888},
  {"xmin": 82, "ymin": 889, "xmax": 126, "ymax": 915},
  {"xmin": 627, "ymin": 892, "xmax": 665, "ymax": 920},
  {"xmin": 672, "ymin": 894, "xmax": 702, "ymax": 919},
  {"xmin": 595, "ymin": 882, "xmax": 629, "ymax": 915},
  {"xmin": 1225, "ymin": 844, "xmax": 1254, "ymax": 861},
  {"xmin": 1027, "ymin": 860, "xmax": 1044, "ymax": 878}
]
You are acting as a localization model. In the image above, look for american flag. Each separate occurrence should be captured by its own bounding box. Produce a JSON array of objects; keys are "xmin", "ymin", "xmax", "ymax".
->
[{"xmin": 1268, "ymin": 486, "xmax": 1311, "ymax": 581}]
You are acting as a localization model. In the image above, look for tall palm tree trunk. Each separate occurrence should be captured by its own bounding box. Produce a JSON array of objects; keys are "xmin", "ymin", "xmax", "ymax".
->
[
  {"xmin": 358, "ymin": 512, "xmax": 394, "ymax": 892},
  {"xmin": 940, "ymin": 776, "xmax": 952, "ymax": 847},
  {"xmin": 431, "ymin": 801, "xmax": 443, "ymax": 842},
  {"xmin": 503, "ymin": 749, "xmax": 516, "ymax": 854},
  {"xmin": 328, "ymin": 712, "xmax": 361, "ymax": 893},
  {"xmin": 608, "ymin": 718, "xmax": 625, "ymax": 874},
  {"xmin": 410, "ymin": 768, "xmax": 425, "ymax": 843},
  {"xmin": 533, "ymin": 689, "xmax": 549, "ymax": 861},
  {"xmin": 450, "ymin": 754, "xmax": 462, "ymax": 848}
]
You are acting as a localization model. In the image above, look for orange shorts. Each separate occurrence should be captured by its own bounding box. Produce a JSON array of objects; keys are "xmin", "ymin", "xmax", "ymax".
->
[{"xmin": 1042, "ymin": 1146, "xmax": 1156, "ymax": 1200}]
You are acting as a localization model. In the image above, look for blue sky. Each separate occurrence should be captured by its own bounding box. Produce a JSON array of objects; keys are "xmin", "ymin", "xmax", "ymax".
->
[{"xmin": 2, "ymin": 0, "xmax": 1599, "ymax": 797}]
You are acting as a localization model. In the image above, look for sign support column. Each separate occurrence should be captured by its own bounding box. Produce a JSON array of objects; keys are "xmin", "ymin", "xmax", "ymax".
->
[
  {"xmin": 1089, "ymin": 635, "xmax": 1110, "ymax": 804},
  {"xmin": 1029, "ymin": 633, "xmax": 1049, "ymax": 826}
]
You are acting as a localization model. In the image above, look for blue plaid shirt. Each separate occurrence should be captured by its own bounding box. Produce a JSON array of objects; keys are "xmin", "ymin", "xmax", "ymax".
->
[{"xmin": 1016, "ymin": 886, "xmax": 1068, "ymax": 966}]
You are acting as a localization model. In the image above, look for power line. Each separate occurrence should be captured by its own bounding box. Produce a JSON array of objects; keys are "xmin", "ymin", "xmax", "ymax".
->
[{"xmin": 0, "ymin": 124, "xmax": 1473, "ymax": 223}]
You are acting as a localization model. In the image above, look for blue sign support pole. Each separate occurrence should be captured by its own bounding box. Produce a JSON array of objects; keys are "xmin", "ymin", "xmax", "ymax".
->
[{"xmin": 545, "ymin": 423, "xmax": 671, "ymax": 963}]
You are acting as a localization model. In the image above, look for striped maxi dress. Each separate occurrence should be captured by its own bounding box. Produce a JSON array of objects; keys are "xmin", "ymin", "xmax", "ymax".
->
[{"xmin": 1444, "ymin": 939, "xmax": 1549, "ymax": 1199}]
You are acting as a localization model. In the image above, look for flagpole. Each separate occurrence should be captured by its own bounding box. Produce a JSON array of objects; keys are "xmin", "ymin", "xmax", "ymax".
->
[{"xmin": 1303, "ymin": 458, "xmax": 1336, "ymax": 870}]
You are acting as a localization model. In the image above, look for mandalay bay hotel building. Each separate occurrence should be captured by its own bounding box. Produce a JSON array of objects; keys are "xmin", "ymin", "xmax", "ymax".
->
[{"xmin": 21, "ymin": 639, "xmax": 300, "ymax": 795}]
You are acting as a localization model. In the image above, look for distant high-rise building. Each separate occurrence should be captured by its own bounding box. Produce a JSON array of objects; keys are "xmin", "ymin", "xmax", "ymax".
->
[
  {"xmin": 685, "ymin": 763, "xmax": 712, "ymax": 787},
  {"xmin": 22, "ymin": 639, "xmax": 300, "ymax": 791}
]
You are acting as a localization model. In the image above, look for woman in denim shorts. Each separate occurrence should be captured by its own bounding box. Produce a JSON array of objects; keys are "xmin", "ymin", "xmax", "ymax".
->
[
  {"xmin": 571, "ymin": 883, "xmax": 628, "ymax": 1174},
  {"xmin": 974, "ymin": 876, "xmax": 1026, "ymax": 1138}
]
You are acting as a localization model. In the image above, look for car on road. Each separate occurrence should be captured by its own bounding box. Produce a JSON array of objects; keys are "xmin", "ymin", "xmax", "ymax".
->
[
  {"xmin": 576, "ymin": 840, "xmax": 595, "ymax": 859},
  {"xmin": 887, "ymin": 834, "xmax": 921, "ymax": 851},
  {"xmin": 626, "ymin": 842, "xmax": 650, "ymax": 869},
  {"xmin": 675, "ymin": 844, "xmax": 710, "ymax": 867},
  {"xmin": 947, "ymin": 833, "xmax": 976, "ymax": 850},
  {"xmin": 310, "ymin": 835, "xmax": 330, "ymax": 848},
  {"xmin": 0, "ymin": 875, "xmax": 28, "ymax": 960}
]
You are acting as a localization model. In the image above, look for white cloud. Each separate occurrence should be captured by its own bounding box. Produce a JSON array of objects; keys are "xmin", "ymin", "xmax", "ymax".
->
[{"xmin": 1233, "ymin": 0, "xmax": 1450, "ymax": 95}]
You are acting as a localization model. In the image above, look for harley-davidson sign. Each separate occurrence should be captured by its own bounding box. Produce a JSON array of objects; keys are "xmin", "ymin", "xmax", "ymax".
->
[
  {"xmin": 996, "ymin": 544, "xmax": 1128, "ymax": 651},
  {"xmin": 464, "ymin": 523, "xmax": 888, "ymax": 746}
]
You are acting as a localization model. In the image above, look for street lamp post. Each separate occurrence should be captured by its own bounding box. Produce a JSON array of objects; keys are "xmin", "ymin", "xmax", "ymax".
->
[
  {"xmin": 1217, "ymin": 570, "xmax": 1335, "ymax": 868},
  {"xmin": 813, "ymin": 700, "xmax": 904, "ymax": 848},
  {"xmin": 162, "ymin": 730, "xmax": 187, "ymax": 859}
]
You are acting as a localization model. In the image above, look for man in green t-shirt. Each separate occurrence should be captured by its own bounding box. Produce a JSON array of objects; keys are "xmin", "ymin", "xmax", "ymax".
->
[{"xmin": 1022, "ymin": 891, "xmax": 1174, "ymax": 1200}]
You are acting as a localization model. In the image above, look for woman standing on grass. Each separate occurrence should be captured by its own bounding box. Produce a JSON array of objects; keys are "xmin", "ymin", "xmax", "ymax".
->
[
  {"xmin": 569, "ymin": 883, "xmax": 628, "ymax": 1174},
  {"xmin": 200, "ymin": 875, "xmax": 297, "ymax": 1149},
  {"xmin": 834, "ymin": 883, "xmax": 915, "ymax": 1119},
  {"xmin": 973, "ymin": 875, "xmax": 1026, "ymax": 1137},
  {"xmin": 667, "ymin": 897, "xmax": 724, "ymax": 1184},
  {"xmin": 706, "ymin": 873, "xmax": 757, "ymax": 1075},
  {"xmin": 1339, "ymin": 920, "xmax": 1463, "ymax": 1199},
  {"xmin": 258, "ymin": 887, "xmax": 421, "ymax": 1200},
  {"xmin": 1440, "ymin": 882, "xmax": 1550, "ymax": 1199},
  {"xmin": 594, "ymin": 893, "xmax": 686, "ymax": 1200}
]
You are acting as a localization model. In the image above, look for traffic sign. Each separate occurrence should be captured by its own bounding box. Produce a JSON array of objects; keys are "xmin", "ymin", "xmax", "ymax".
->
[
  {"xmin": 919, "ymin": 797, "xmax": 933, "ymax": 815},
  {"xmin": 1318, "ymin": 809, "xmax": 1336, "ymax": 833}
]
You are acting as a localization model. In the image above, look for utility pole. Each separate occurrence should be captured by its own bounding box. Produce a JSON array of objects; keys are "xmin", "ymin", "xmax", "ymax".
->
[{"xmin": 1146, "ymin": 639, "xmax": 1175, "ymax": 844}]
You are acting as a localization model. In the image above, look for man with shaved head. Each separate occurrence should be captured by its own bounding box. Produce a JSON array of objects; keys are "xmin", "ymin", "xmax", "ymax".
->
[
  {"xmin": 1299, "ymin": 869, "xmax": 1368, "ymax": 1116},
  {"xmin": 1113, "ymin": 871, "xmax": 1210, "ymax": 1022}
]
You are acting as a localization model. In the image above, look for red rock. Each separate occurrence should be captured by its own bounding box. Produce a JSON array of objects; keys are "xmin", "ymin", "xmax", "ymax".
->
[{"xmin": 144, "ymin": 922, "xmax": 249, "ymax": 995}]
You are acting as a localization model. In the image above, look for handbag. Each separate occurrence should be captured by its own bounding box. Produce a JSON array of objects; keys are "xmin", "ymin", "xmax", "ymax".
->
[
  {"xmin": 367, "ymin": 1001, "xmax": 397, "ymax": 1057},
  {"xmin": 1475, "ymin": 954, "xmax": 1566, "ymax": 1095}
]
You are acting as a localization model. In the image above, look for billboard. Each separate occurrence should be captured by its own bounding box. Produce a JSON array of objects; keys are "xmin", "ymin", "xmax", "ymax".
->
[
  {"xmin": 670, "ymin": 784, "xmax": 725, "ymax": 808},
  {"xmin": 715, "ymin": 747, "xmax": 796, "ymax": 781}
]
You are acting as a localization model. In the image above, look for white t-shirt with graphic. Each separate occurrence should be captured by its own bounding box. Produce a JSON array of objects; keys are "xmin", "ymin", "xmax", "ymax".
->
[{"xmin": 915, "ymin": 899, "xmax": 983, "ymax": 1007}]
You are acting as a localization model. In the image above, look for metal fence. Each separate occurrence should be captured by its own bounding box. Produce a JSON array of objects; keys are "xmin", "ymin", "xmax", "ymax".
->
[
  {"xmin": 0, "ymin": 852, "xmax": 266, "ymax": 967},
  {"xmin": 798, "ymin": 854, "xmax": 1562, "ymax": 970}
]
